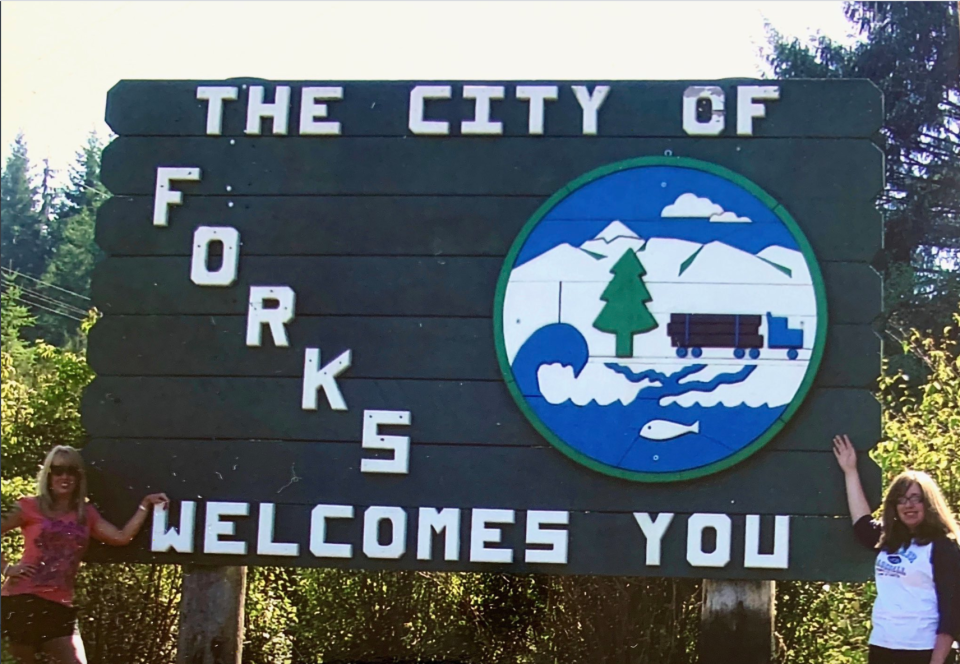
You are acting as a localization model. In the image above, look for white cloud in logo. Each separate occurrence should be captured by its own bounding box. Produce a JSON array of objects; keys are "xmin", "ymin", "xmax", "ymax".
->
[
  {"xmin": 660, "ymin": 193, "xmax": 752, "ymax": 223},
  {"xmin": 709, "ymin": 211, "xmax": 751, "ymax": 223},
  {"xmin": 661, "ymin": 193, "xmax": 722, "ymax": 218},
  {"xmin": 537, "ymin": 363, "xmax": 659, "ymax": 406}
]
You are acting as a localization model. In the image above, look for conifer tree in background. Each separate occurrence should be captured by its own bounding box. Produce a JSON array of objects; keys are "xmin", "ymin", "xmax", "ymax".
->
[
  {"xmin": 0, "ymin": 134, "xmax": 48, "ymax": 278},
  {"xmin": 593, "ymin": 249, "xmax": 658, "ymax": 357},
  {"xmin": 766, "ymin": 1, "xmax": 959, "ymax": 340},
  {"xmin": 42, "ymin": 132, "xmax": 106, "ymax": 304}
]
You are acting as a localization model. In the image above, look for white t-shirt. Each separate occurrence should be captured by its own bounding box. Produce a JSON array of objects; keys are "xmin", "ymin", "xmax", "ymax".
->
[{"xmin": 870, "ymin": 541, "xmax": 940, "ymax": 650}]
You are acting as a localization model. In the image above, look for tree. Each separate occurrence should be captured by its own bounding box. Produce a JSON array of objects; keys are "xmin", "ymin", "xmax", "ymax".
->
[
  {"xmin": 36, "ymin": 132, "xmax": 106, "ymax": 345},
  {"xmin": 765, "ymin": 2, "xmax": 960, "ymax": 341},
  {"xmin": 593, "ymin": 249, "xmax": 658, "ymax": 357},
  {"xmin": 0, "ymin": 134, "xmax": 48, "ymax": 278}
]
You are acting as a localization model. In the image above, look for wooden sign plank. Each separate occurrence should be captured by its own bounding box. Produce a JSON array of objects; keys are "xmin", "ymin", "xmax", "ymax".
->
[
  {"xmin": 96, "ymin": 194, "xmax": 882, "ymax": 264},
  {"xmin": 105, "ymin": 79, "xmax": 883, "ymax": 139},
  {"xmin": 87, "ymin": 315, "xmax": 878, "ymax": 388},
  {"xmin": 81, "ymin": 438, "xmax": 881, "ymax": 516},
  {"xmin": 80, "ymin": 377, "xmax": 880, "ymax": 454},
  {"xmin": 99, "ymin": 137, "xmax": 884, "ymax": 201},
  {"xmin": 85, "ymin": 504, "xmax": 874, "ymax": 581},
  {"xmin": 90, "ymin": 256, "xmax": 883, "ymax": 324},
  {"xmin": 86, "ymin": 78, "xmax": 884, "ymax": 578}
]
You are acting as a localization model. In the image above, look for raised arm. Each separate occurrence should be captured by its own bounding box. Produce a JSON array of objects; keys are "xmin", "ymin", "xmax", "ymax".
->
[
  {"xmin": 93, "ymin": 493, "xmax": 169, "ymax": 546},
  {"xmin": 832, "ymin": 434, "xmax": 872, "ymax": 525}
]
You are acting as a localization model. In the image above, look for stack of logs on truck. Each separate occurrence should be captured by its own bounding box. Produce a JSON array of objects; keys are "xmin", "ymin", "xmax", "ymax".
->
[{"xmin": 667, "ymin": 313, "xmax": 803, "ymax": 360}]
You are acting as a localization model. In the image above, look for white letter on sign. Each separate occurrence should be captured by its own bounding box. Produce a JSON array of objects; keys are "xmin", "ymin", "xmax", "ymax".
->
[
  {"xmin": 737, "ymin": 85, "xmax": 780, "ymax": 136},
  {"xmin": 153, "ymin": 167, "xmax": 200, "ymax": 227},
  {"xmin": 744, "ymin": 515, "xmax": 790, "ymax": 569},
  {"xmin": 309, "ymin": 504, "xmax": 354, "ymax": 558},
  {"xmin": 246, "ymin": 286, "xmax": 296, "ymax": 347},
  {"xmin": 360, "ymin": 410, "xmax": 411, "ymax": 474},
  {"xmin": 190, "ymin": 226, "xmax": 240, "ymax": 287},
  {"xmin": 196, "ymin": 86, "xmax": 238, "ymax": 135},
  {"xmin": 151, "ymin": 501, "xmax": 196, "ymax": 553},
  {"xmin": 686, "ymin": 513, "xmax": 732, "ymax": 568},
  {"xmin": 203, "ymin": 502, "xmax": 249, "ymax": 555},
  {"xmin": 257, "ymin": 503, "xmax": 299, "ymax": 557},
  {"xmin": 461, "ymin": 85, "xmax": 505, "ymax": 135},
  {"xmin": 516, "ymin": 85, "xmax": 558, "ymax": 135},
  {"xmin": 300, "ymin": 86, "xmax": 343, "ymax": 135},
  {"xmin": 363, "ymin": 506, "xmax": 407, "ymax": 559},
  {"xmin": 524, "ymin": 510, "xmax": 569, "ymax": 564},
  {"xmin": 409, "ymin": 85, "xmax": 452, "ymax": 135},
  {"xmin": 470, "ymin": 508, "xmax": 515, "ymax": 563},
  {"xmin": 571, "ymin": 85, "xmax": 610, "ymax": 135},
  {"xmin": 246, "ymin": 85, "xmax": 291, "ymax": 135},
  {"xmin": 417, "ymin": 507, "xmax": 460, "ymax": 561},
  {"xmin": 301, "ymin": 348, "xmax": 351, "ymax": 411},
  {"xmin": 682, "ymin": 86, "xmax": 725, "ymax": 136},
  {"xmin": 633, "ymin": 512, "xmax": 675, "ymax": 566}
]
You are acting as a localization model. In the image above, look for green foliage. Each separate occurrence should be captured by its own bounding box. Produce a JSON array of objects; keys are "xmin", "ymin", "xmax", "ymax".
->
[
  {"xmin": 35, "ymin": 131, "xmax": 107, "ymax": 345},
  {"xmin": 874, "ymin": 313, "xmax": 960, "ymax": 509},
  {"xmin": 775, "ymin": 310, "xmax": 960, "ymax": 664},
  {"xmin": 75, "ymin": 563, "xmax": 181, "ymax": 664},
  {"xmin": 1, "ymin": 289, "xmax": 180, "ymax": 664},
  {"xmin": 0, "ymin": 283, "xmax": 36, "ymax": 366},
  {"xmin": 243, "ymin": 567, "xmax": 298, "ymax": 664},
  {"xmin": 766, "ymin": 1, "xmax": 960, "ymax": 339},
  {"xmin": 0, "ymin": 134, "xmax": 49, "ymax": 278}
]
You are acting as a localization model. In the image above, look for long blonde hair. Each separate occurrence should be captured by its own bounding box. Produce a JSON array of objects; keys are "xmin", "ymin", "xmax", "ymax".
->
[
  {"xmin": 36, "ymin": 445, "xmax": 88, "ymax": 524},
  {"xmin": 879, "ymin": 470, "xmax": 960, "ymax": 553}
]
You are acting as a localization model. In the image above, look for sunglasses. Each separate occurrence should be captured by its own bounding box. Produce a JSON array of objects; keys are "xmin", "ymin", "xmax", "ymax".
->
[{"xmin": 50, "ymin": 464, "xmax": 81, "ymax": 478}]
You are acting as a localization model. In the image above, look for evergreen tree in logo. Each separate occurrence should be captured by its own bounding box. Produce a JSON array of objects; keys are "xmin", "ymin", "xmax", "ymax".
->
[{"xmin": 593, "ymin": 249, "xmax": 658, "ymax": 357}]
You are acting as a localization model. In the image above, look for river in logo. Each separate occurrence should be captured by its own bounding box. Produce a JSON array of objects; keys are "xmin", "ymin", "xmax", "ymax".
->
[{"xmin": 493, "ymin": 157, "xmax": 827, "ymax": 482}]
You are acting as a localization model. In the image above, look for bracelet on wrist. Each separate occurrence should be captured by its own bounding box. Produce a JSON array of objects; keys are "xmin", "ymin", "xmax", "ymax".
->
[{"xmin": 138, "ymin": 504, "xmax": 148, "ymax": 512}]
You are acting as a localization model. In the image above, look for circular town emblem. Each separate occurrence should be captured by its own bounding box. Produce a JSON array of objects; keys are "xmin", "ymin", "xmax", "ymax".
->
[{"xmin": 494, "ymin": 157, "xmax": 827, "ymax": 482}]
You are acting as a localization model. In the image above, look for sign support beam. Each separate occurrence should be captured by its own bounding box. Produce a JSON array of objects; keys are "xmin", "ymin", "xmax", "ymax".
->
[
  {"xmin": 176, "ymin": 565, "xmax": 247, "ymax": 664},
  {"xmin": 699, "ymin": 579, "xmax": 774, "ymax": 664}
]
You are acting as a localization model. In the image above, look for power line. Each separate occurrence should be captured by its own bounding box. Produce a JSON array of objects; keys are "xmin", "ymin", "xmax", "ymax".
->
[
  {"xmin": 1, "ymin": 287, "xmax": 84, "ymax": 322},
  {"xmin": 1, "ymin": 275, "xmax": 90, "ymax": 316},
  {"xmin": 0, "ymin": 266, "xmax": 90, "ymax": 301}
]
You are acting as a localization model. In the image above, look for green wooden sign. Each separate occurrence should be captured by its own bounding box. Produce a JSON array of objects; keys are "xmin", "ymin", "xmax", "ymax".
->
[{"xmin": 85, "ymin": 79, "xmax": 884, "ymax": 580}]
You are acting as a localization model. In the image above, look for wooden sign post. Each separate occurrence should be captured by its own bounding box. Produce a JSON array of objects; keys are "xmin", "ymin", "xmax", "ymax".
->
[
  {"xmin": 177, "ymin": 566, "xmax": 246, "ymax": 664},
  {"xmin": 85, "ymin": 79, "xmax": 884, "ymax": 659}
]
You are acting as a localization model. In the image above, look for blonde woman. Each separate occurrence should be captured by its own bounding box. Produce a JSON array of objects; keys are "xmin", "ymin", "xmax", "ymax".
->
[
  {"xmin": 833, "ymin": 434, "xmax": 960, "ymax": 664},
  {"xmin": 1, "ymin": 445, "xmax": 168, "ymax": 664}
]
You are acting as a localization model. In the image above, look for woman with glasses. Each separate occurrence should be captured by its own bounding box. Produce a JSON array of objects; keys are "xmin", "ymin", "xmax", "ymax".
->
[
  {"xmin": 833, "ymin": 434, "xmax": 960, "ymax": 664},
  {"xmin": 1, "ymin": 445, "xmax": 168, "ymax": 664}
]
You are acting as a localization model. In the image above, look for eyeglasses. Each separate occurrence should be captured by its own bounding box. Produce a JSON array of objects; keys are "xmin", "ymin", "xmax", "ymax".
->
[
  {"xmin": 50, "ymin": 465, "xmax": 80, "ymax": 478},
  {"xmin": 896, "ymin": 494, "xmax": 923, "ymax": 506}
]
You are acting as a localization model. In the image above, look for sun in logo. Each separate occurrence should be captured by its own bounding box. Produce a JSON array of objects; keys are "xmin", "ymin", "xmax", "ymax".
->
[{"xmin": 494, "ymin": 157, "xmax": 827, "ymax": 482}]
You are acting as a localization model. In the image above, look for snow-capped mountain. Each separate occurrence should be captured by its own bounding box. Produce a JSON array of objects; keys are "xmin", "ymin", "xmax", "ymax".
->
[{"xmin": 501, "ymin": 221, "xmax": 819, "ymax": 408}]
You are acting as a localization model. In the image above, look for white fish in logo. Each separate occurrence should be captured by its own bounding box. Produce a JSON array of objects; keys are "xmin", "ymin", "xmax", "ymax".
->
[{"xmin": 639, "ymin": 420, "xmax": 700, "ymax": 441}]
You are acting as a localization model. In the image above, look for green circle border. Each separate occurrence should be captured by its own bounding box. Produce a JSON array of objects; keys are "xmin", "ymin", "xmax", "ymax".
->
[{"xmin": 492, "ymin": 156, "xmax": 828, "ymax": 483}]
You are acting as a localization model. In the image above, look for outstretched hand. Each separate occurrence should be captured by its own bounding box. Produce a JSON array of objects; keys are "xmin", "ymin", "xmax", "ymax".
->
[
  {"xmin": 140, "ymin": 493, "xmax": 170, "ymax": 511},
  {"xmin": 832, "ymin": 435, "xmax": 858, "ymax": 474}
]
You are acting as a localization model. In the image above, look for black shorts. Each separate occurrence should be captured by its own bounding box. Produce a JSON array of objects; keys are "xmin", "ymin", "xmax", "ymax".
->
[
  {"xmin": 869, "ymin": 645, "xmax": 958, "ymax": 664},
  {"xmin": 1, "ymin": 593, "xmax": 80, "ymax": 649}
]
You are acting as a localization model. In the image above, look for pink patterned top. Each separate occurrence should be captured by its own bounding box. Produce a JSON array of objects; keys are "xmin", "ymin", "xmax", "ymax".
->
[{"xmin": 2, "ymin": 497, "xmax": 101, "ymax": 606}]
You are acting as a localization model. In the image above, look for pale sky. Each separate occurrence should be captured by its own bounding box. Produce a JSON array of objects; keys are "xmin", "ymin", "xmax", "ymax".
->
[{"xmin": 1, "ymin": 1, "xmax": 858, "ymax": 179}]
